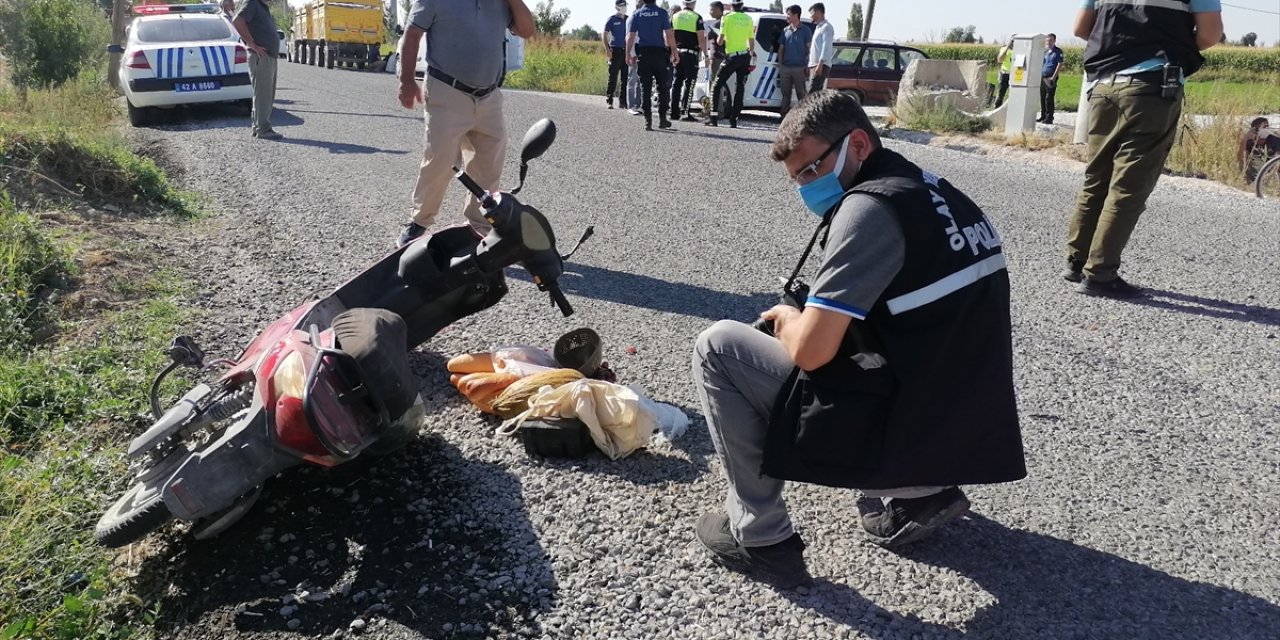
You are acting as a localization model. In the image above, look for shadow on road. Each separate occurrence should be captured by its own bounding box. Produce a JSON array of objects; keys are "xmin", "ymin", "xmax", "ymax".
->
[
  {"xmin": 278, "ymin": 137, "xmax": 409, "ymax": 155},
  {"xmin": 1128, "ymin": 288, "xmax": 1280, "ymax": 327},
  {"xmin": 287, "ymin": 107, "xmax": 421, "ymax": 122},
  {"xmin": 134, "ymin": 434, "xmax": 557, "ymax": 638},
  {"xmin": 507, "ymin": 264, "xmax": 775, "ymax": 323},
  {"xmin": 142, "ymin": 105, "xmax": 305, "ymax": 131},
  {"xmin": 783, "ymin": 510, "xmax": 1280, "ymax": 639}
]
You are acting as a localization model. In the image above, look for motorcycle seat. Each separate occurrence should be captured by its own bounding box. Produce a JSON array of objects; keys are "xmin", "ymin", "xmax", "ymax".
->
[{"xmin": 331, "ymin": 308, "xmax": 418, "ymax": 422}]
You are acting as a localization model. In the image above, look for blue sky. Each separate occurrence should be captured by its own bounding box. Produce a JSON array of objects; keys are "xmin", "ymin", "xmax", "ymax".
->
[{"xmin": 534, "ymin": 0, "xmax": 1280, "ymax": 47}]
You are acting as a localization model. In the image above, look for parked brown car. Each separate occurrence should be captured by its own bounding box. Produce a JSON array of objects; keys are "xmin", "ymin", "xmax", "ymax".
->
[{"xmin": 825, "ymin": 40, "xmax": 929, "ymax": 106}]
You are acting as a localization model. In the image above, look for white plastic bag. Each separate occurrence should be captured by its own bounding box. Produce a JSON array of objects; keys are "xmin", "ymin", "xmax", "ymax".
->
[
  {"xmin": 492, "ymin": 346, "xmax": 558, "ymax": 377},
  {"xmin": 639, "ymin": 397, "xmax": 689, "ymax": 441}
]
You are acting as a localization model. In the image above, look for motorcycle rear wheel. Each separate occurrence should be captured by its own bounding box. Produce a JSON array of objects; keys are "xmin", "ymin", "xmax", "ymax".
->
[{"xmin": 95, "ymin": 481, "xmax": 172, "ymax": 547}]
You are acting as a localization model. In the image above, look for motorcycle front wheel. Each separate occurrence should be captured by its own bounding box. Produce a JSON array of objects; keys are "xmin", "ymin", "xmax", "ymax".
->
[{"xmin": 95, "ymin": 481, "xmax": 172, "ymax": 547}]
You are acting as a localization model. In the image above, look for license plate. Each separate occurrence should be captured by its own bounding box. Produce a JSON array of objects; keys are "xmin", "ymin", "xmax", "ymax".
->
[{"xmin": 174, "ymin": 81, "xmax": 220, "ymax": 92}]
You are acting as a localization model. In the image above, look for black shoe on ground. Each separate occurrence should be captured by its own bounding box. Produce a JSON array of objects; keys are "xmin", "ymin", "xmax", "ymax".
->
[
  {"xmin": 861, "ymin": 486, "xmax": 970, "ymax": 549},
  {"xmin": 1077, "ymin": 275, "xmax": 1143, "ymax": 298},
  {"xmin": 254, "ymin": 130, "xmax": 283, "ymax": 140},
  {"xmin": 1062, "ymin": 261, "xmax": 1084, "ymax": 283},
  {"xmin": 705, "ymin": 119, "xmax": 718, "ymax": 127},
  {"xmin": 659, "ymin": 119, "xmax": 672, "ymax": 129},
  {"xmin": 729, "ymin": 120, "xmax": 738, "ymax": 129},
  {"xmin": 695, "ymin": 512, "xmax": 811, "ymax": 589},
  {"xmin": 645, "ymin": 122, "xmax": 654, "ymax": 131},
  {"xmin": 396, "ymin": 221, "xmax": 426, "ymax": 247},
  {"xmin": 606, "ymin": 98, "xmax": 614, "ymax": 109}
]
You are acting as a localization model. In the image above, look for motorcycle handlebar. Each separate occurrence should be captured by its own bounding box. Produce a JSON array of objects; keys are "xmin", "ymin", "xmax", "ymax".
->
[{"xmin": 545, "ymin": 280, "xmax": 573, "ymax": 317}]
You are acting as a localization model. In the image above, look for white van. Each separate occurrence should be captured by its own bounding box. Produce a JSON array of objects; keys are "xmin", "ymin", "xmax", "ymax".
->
[
  {"xmin": 693, "ymin": 9, "xmax": 813, "ymax": 113},
  {"xmin": 385, "ymin": 29, "xmax": 524, "ymax": 79}
]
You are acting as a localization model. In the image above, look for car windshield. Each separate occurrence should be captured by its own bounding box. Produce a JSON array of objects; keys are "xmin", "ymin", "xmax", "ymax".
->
[
  {"xmin": 135, "ymin": 17, "xmax": 233, "ymax": 43},
  {"xmin": 832, "ymin": 45, "xmax": 862, "ymax": 66}
]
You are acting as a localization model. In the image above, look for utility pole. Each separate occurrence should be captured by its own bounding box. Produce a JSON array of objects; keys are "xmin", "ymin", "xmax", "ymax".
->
[{"xmin": 862, "ymin": 0, "xmax": 875, "ymax": 40}]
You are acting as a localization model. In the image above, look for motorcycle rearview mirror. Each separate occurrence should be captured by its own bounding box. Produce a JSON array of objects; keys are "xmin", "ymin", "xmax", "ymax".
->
[
  {"xmin": 520, "ymin": 118, "xmax": 557, "ymax": 164},
  {"xmin": 511, "ymin": 119, "xmax": 556, "ymax": 195}
]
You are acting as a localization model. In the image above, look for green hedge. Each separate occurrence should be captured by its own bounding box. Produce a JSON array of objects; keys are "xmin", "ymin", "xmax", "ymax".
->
[{"xmin": 916, "ymin": 43, "xmax": 1280, "ymax": 75}]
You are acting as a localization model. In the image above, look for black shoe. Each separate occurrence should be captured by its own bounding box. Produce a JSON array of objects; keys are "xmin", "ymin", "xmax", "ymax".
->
[
  {"xmin": 705, "ymin": 119, "xmax": 718, "ymax": 127},
  {"xmin": 1062, "ymin": 260, "xmax": 1084, "ymax": 283},
  {"xmin": 1077, "ymin": 275, "xmax": 1143, "ymax": 298},
  {"xmin": 645, "ymin": 122, "xmax": 654, "ymax": 131},
  {"xmin": 396, "ymin": 221, "xmax": 426, "ymax": 247},
  {"xmin": 861, "ymin": 487, "xmax": 970, "ymax": 548},
  {"xmin": 606, "ymin": 98, "xmax": 614, "ymax": 109},
  {"xmin": 669, "ymin": 112, "xmax": 680, "ymax": 121},
  {"xmin": 659, "ymin": 119, "xmax": 672, "ymax": 129},
  {"xmin": 695, "ymin": 513, "xmax": 811, "ymax": 589},
  {"xmin": 254, "ymin": 130, "xmax": 283, "ymax": 140},
  {"xmin": 729, "ymin": 121, "xmax": 738, "ymax": 129}
]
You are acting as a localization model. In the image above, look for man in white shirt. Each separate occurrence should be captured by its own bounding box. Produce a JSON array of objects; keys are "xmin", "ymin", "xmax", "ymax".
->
[{"xmin": 806, "ymin": 2, "xmax": 834, "ymax": 93}]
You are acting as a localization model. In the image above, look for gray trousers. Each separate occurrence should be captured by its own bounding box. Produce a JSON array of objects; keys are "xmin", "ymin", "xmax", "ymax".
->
[
  {"xmin": 777, "ymin": 65, "xmax": 808, "ymax": 115},
  {"xmin": 626, "ymin": 61, "xmax": 642, "ymax": 111},
  {"xmin": 247, "ymin": 51, "xmax": 277, "ymax": 135},
  {"xmin": 693, "ymin": 320, "xmax": 944, "ymax": 546}
]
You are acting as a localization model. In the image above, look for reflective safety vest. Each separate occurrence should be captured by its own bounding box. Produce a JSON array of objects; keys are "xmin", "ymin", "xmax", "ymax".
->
[
  {"xmin": 999, "ymin": 46, "xmax": 1013, "ymax": 74},
  {"xmin": 720, "ymin": 11, "xmax": 752, "ymax": 55},
  {"xmin": 673, "ymin": 9, "xmax": 700, "ymax": 32}
]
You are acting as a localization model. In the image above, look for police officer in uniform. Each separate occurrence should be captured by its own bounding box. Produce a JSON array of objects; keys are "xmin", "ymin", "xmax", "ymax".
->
[
  {"xmin": 626, "ymin": 0, "xmax": 679, "ymax": 131},
  {"xmin": 1065, "ymin": 0, "xmax": 1223, "ymax": 297},
  {"xmin": 602, "ymin": 0, "xmax": 630, "ymax": 109},
  {"xmin": 706, "ymin": 0, "xmax": 753, "ymax": 128},
  {"xmin": 692, "ymin": 91, "xmax": 1025, "ymax": 588},
  {"xmin": 669, "ymin": 0, "xmax": 706, "ymax": 122}
]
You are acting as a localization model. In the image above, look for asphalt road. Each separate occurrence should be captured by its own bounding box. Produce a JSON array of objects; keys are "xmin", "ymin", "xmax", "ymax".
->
[{"xmin": 131, "ymin": 61, "xmax": 1280, "ymax": 640}]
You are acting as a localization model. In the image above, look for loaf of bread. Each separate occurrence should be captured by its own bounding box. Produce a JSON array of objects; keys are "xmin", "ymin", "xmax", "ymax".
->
[
  {"xmin": 456, "ymin": 372, "xmax": 520, "ymax": 413},
  {"xmin": 447, "ymin": 352, "xmax": 495, "ymax": 374}
]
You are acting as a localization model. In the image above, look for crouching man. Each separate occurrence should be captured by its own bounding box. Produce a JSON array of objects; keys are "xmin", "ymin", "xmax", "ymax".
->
[{"xmin": 692, "ymin": 91, "xmax": 1026, "ymax": 588}]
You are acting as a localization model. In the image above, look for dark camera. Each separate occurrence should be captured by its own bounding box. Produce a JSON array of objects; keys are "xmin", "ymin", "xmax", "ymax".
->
[{"xmin": 752, "ymin": 277, "xmax": 811, "ymax": 335}]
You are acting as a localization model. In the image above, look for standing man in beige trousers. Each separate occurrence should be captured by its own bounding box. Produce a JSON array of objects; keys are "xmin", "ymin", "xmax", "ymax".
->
[
  {"xmin": 395, "ymin": 0, "xmax": 535, "ymax": 247},
  {"xmin": 232, "ymin": 0, "xmax": 282, "ymax": 140}
]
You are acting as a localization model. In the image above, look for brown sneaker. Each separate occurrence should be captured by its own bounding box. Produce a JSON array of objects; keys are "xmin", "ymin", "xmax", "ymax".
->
[{"xmin": 695, "ymin": 512, "xmax": 810, "ymax": 589}]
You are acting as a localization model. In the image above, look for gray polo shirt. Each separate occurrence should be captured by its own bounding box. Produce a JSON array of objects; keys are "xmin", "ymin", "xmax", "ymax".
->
[
  {"xmin": 233, "ymin": 0, "xmax": 278, "ymax": 57},
  {"xmin": 807, "ymin": 194, "xmax": 905, "ymax": 321},
  {"xmin": 408, "ymin": 0, "xmax": 512, "ymax": 89}
]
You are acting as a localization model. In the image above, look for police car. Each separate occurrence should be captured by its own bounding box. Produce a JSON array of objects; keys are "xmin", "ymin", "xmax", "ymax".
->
[
  {"xmin": 693, "ymin": 8, "xmax": 812, "ymax": 114},
  {"xmin": 110, "ymin": 3, "xmax": 254, "ymax": 126}
]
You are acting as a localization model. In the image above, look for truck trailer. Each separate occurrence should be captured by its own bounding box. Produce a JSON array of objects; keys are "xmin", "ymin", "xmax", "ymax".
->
[{"xmin": 290, "ymin": 0, "xmax": 383, "ymax": 70}]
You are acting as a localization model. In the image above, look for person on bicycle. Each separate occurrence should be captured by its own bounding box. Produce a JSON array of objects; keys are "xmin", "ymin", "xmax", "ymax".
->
[{"xmin": 1239, "ymin": 117, "xmax": 1280, "ymax": 183}]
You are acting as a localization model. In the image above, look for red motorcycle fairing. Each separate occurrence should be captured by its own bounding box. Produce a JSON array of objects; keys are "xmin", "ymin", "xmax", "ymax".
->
[{"xmin": 221, "ymin": 301, "xmax": 317, "ymax": 382}]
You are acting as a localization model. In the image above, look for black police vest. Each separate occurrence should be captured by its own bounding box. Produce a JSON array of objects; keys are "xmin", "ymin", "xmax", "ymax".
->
[
  {"xmin": 1083, "ymin": 0, "xmax": 1204, "ymax": 80},
  {"xmin": 764, "ymin": 148, "xmax": 1026, "ymax": 490}
]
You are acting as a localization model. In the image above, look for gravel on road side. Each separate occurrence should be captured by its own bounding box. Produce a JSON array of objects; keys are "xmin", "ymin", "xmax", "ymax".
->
[{"xmin": 123, "ymin": 62, "xmax": 1280, "ymax": 640}]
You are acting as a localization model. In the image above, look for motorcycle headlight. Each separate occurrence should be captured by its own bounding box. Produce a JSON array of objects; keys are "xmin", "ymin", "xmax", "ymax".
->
[{"xmin": 272, "ymin": 351, "xmax": 306, "ymax": 400}]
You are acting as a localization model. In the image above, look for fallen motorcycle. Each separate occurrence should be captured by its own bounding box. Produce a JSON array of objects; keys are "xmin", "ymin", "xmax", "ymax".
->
[{"xmin": 95, "ymin": 119, "xmax": 584, "ymax": 547}]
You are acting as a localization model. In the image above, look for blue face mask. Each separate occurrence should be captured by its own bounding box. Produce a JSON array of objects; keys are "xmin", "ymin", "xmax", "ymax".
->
[{"xmin": 795, "ymin": 136, "xmax": 850, "ymax": 217}]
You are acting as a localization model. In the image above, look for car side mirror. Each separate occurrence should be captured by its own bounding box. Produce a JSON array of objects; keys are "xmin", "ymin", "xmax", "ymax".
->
[
  {"xmin": 520, "ymin": 118, "xmax": 557, "ymax": 164},
  {"xmin": 107, "ymin": 44, "xmax": 125, "ymax": 54}
]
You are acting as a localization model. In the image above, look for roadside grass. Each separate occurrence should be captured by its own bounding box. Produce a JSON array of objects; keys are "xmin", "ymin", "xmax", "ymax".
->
[
  {"xmin": 2, "ymin": 69, "xmax": 198, "ymax": 640},
  {"xmin": 504, "ymin": 37, "xmax": 608, "ymax": 96},
  {"xmin": 891, "ymin": 94, "xmax": 992, "ymax": 135},
  {"xmin": 1165, "ymin": 91, "xmax": 1260, "ymax": 189},
  {"xmin": 983, "ymin": 70, "xmax": 1280, "ymax": 114}
]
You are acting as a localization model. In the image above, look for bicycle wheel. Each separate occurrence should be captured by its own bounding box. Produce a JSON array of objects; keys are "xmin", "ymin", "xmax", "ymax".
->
[{"xmin": 1255, "ymin": 155, "xmax": 1280, "ymax": 199}]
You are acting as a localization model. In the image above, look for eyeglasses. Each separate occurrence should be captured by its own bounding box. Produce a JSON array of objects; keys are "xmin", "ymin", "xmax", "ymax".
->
[{"xmin": 791, "ymin": 132, "xmax": 851, "ymax": 186}]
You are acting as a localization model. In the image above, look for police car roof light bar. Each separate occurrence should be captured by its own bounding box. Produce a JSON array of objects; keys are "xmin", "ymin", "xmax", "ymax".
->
[{"xmin": 131, "ymin": 3, "xmax": 219, "ymax": 15}]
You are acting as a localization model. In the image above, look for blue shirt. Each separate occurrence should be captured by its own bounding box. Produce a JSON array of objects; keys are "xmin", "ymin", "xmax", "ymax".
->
[
  {"xmin": 1042, "ymin": 46, "xmax": 1064, "ymax": 77},
  {"xmin": 776, "ymin": 24, "xmax": 812, "ymax": 67},
  {"xmin": 628, "ymin": 3, "xmax": 671, "ymax": 49},
  {"xmin": 604, "ymin": 14, "xmax": 627, "ymax": 48}
]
